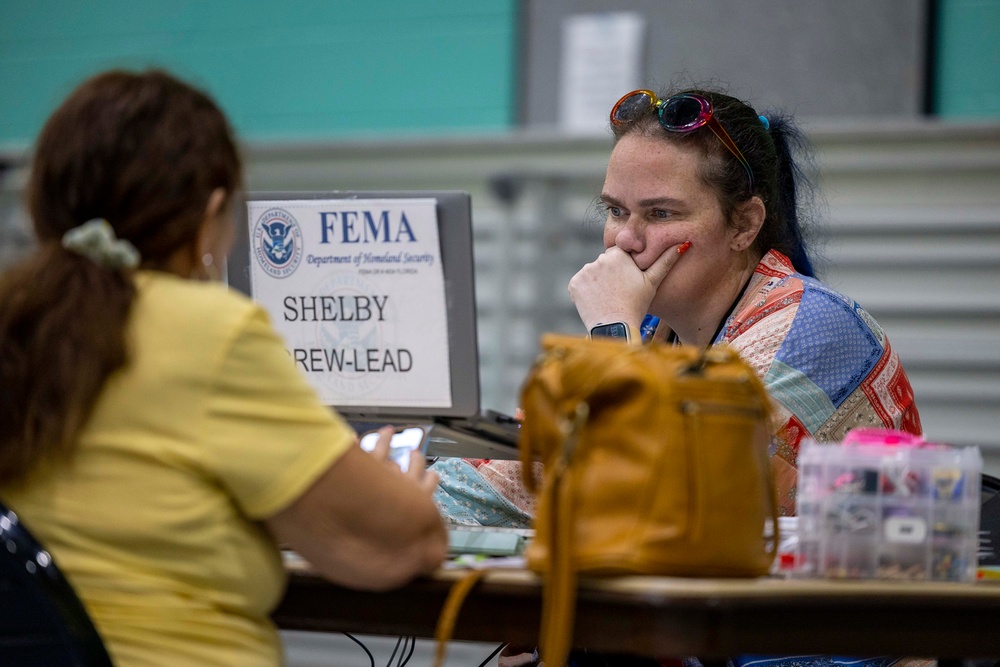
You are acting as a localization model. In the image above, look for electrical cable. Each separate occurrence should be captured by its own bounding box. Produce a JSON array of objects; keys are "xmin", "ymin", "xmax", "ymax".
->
[
  {"xmin": 397, "ymin": 636, "xmax": 415, "ymax": 667},
  {"xmin": 343, "ymin": 633, "xmax": 375, "ymax": 667},
  {"xmin": 393, "ymin": 636, "xmax": 407, "ymax": 667},
  {"xmin": 477, "ymin": 642, "xmax": 508, "ymax": 667},
  {"xmin": 385, "ymin": 635, "xmax": 402, "ymax": 667}
]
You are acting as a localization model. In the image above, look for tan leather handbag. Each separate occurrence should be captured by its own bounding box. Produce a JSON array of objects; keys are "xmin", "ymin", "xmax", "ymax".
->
[{"xmin": 518, "ymin": 334, "xmax": 779, "ymax": 666}]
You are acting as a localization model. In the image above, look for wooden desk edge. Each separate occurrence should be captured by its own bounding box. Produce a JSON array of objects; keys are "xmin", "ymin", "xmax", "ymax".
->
[{"xmin": 276, "ymin": 563, "xmax": 1000, "ymax": 657}]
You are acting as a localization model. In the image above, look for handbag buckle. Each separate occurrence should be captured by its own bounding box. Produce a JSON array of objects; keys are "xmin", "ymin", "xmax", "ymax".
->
[{"xmin": 560, "ymin": 401, "xmax": 590, "ymax": 463}]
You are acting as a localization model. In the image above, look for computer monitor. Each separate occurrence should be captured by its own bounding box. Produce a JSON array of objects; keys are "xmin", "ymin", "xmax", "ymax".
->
[{"xmin": 227, "ymin": 190, "xmax": 481, "ymax": 422}]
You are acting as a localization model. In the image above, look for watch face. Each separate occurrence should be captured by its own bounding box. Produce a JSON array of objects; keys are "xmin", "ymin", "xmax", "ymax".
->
[{"xmin": 591, "ymin": 322, "xmax": 629, "ymax": 340}]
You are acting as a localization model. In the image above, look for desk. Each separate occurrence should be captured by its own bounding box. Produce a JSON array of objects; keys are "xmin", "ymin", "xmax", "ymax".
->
[{"xmin": 274, "ymin": 561, "xmax": 1000, "ymax": 659}]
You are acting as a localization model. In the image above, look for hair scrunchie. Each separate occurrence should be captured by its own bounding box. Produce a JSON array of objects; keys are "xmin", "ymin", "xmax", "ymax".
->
[{"xmin": 61, "ymin": 218, "xmax": 140, "ymax": 270}]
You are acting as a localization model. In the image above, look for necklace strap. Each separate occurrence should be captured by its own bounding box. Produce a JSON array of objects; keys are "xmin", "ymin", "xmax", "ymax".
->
[{"xmin": 663, "ymin": 275, "xmax": 755, "ymax": 348}]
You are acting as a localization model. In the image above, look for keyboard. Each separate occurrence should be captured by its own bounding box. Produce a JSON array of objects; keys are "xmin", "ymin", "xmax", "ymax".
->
[{"xmin": 435, "ymin": 409, "xmax": 522, "ymax": 448}]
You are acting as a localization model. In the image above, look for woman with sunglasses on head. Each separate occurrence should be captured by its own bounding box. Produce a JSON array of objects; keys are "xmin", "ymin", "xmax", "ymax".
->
[
  {"xmin": 570, "ymin": 88, "xmax": 922, "ymax": 517},
  {"xmin": 452, "ymin": 87, "xmax": 928, "ymax": 667},
  {"xmin": 566, "ymin": 87, "xmax": 929, "ymax": 667},
  {"xmin": 0, "ymin": 69, "xmax": 447, "ymax": 667},
  {"xmin": 438, "ymin": 87, "xmax": 921, "ymax": 538}
]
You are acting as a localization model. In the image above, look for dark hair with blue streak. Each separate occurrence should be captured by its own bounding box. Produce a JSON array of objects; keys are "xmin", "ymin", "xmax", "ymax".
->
[{"xmin": 610, "ymin": 87, "xmax": 817, "ymax": 277}]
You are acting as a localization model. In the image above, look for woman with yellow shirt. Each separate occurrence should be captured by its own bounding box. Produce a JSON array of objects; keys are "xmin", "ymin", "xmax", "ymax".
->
[{"xmin": 0, "ymin": 69, "xmax": 447, "ymax": 666}]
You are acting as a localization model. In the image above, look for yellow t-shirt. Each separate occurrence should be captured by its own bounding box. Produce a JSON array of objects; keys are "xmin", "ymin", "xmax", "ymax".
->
[{"xmin": 4, "ymin": 271, "xmax": 353, "ymax": 666}]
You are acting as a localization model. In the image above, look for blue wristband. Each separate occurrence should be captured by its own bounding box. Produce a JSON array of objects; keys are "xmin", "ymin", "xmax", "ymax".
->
[{"xmin": 639, "ymin": 314, "xmax": 660, "ymax": 343}]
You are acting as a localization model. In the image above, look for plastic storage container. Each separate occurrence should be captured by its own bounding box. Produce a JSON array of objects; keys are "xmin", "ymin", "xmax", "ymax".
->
[{"xmin": 795, "ymin": 429, "xmax": 982, "ymax": 581}]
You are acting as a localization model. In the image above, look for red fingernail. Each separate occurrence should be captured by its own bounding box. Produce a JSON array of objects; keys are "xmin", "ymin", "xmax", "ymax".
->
[{"xmin": 677, "ymin": 241, "xmax": 692, "ymax": 254}]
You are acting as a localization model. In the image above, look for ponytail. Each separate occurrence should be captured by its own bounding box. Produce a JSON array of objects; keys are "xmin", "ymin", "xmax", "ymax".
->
[
  {"xmin": 0, "ymin": 244, "xmax": 134, "ymax": 483},
  {"xmin": 0, "ymin": 68, "xmax": 241, "ymax": 484},
  {"xmin": 766, "ymin": 114, "xmax": 816, "ymax": 277}
]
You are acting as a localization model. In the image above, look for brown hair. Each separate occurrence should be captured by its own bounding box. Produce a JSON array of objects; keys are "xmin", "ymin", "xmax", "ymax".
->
[
  {"xmin": 0, "ymin": 69, "xmax": 241, "ymax": 483},
  {"xmin": 611, "ymin": 87, "xmax": 815, "ymax": 277}
]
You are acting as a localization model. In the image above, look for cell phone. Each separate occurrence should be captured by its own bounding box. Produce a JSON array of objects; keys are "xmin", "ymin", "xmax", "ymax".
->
[{"xmin": 358, "ymin": 426, "xmax": 428, "ymax": 473}]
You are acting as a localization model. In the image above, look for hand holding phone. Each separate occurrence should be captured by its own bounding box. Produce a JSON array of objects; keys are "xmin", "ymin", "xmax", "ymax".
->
[{"xmin": 358, "ymin": 426, "xmax": 429, "ymax": 473}]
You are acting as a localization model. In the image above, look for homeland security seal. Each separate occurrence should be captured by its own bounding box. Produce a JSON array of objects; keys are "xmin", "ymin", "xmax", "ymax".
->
[{"xmin": 252, "ymin": 208, "xmax": 303, "ymax": 278}]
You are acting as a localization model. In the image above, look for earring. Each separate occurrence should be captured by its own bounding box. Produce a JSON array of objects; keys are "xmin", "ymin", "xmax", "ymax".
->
[{"xmin": 199, "ymin": 253, "xmax": 220, "ymax": 281}]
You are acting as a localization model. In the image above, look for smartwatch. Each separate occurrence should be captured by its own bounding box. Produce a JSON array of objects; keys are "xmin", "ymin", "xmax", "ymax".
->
[{"xmin": 589, "ymin": 321, "xmax": 632, "ymax": 342}]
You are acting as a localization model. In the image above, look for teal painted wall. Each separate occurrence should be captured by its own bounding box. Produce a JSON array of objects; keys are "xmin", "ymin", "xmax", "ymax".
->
[
  {"xmin": 0, "ymin": 1, "xmax": 518, "ymax": 146},
  {"xmin": 935, "ymin": 0, "xmax": 1000, "ymax": 117}
]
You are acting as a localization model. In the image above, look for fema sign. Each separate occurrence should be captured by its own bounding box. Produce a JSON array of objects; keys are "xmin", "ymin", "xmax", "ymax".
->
[
  {"xmin": 252, "ymin": 208, "xmax": 303, "ymax": 278},
  {"xmin": 244, "ymin": 197, "xmax": 451, "ymax": 409}
]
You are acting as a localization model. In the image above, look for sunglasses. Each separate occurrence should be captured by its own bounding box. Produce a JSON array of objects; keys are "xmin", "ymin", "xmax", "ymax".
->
[{"xmin": 610, "ymin": 90, "xmax": 754, "ymax": 192}]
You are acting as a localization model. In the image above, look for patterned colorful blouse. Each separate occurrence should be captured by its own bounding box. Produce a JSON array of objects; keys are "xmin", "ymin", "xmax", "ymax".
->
[
  {"xmin": 434, "ymin": 249, "xmax": 922, "ymax": 522},
  {"xmin": 720, "ymin": 249, "xmax": 921, "ymax": 514}
]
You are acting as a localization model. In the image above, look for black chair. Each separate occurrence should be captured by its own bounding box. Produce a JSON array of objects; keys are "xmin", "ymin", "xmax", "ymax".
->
[{"xmin": 0, "ymin": 500, "xmax": 114, "ymax": 666}]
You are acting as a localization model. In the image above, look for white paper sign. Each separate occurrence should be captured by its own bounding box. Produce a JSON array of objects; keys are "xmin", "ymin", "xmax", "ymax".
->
[
  {"xmin": 246, "ymin": 198, "xmax": 452, "ymax": 409},
  {"xmin": 558, "ymin": 12, "xmax": 647, "ymax": 134}
]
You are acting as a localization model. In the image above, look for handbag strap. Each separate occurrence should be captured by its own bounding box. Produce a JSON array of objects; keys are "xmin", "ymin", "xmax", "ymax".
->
[
  {"xmin": 537, "ymin": 457, "xmax": 577, "ymax": 667},
  {"xmin": 537, "ymin": 401, "xmax": 589, "ymax": 667},
  {"xmin": 759, "ymin": 424, "xmax": 781, "ymax": 562},
  {"xmin": 744, "ymin": 368, "xmax": 782, "ymax": 559},
  {"xmin": 432, "ymin": 568, "xmax": 490, "ymax": 667},
  {"xmin": 521, "ymin": 339, "xmax": 639, "ymax": 492}
]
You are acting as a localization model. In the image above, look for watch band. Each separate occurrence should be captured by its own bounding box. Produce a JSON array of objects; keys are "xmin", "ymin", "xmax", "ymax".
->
[{"xmin": 589, "ymin": 321, "xmax": 632, "ymax": 342}]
